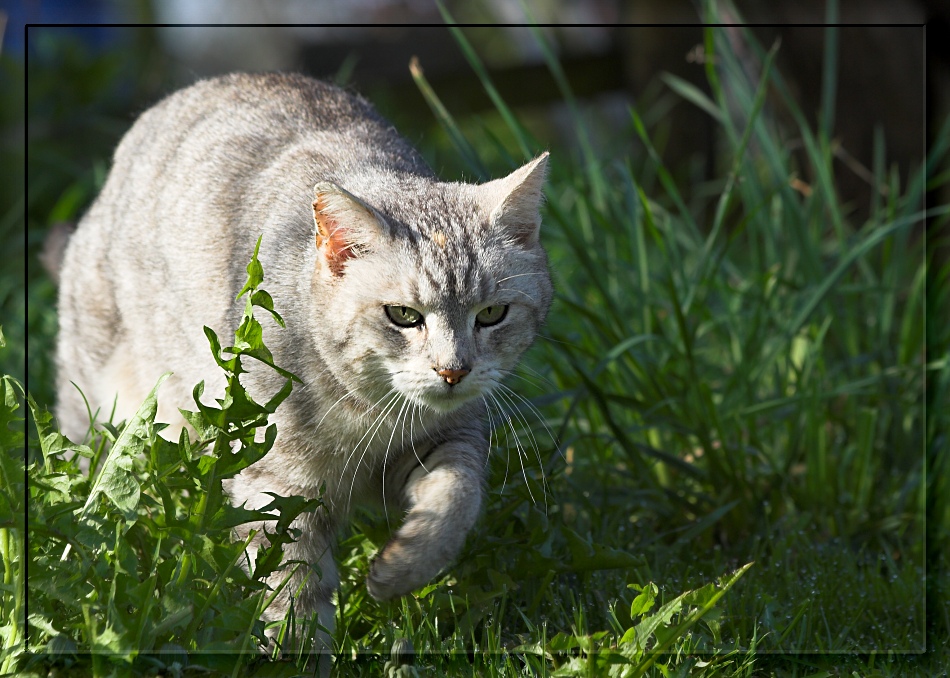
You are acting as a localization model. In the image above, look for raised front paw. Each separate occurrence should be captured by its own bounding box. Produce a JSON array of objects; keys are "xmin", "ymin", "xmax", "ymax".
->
[
  {"xmin": 367, "ymin": 449, "xmax": 484, "ymax": 601},
  {"xmin": 366, "ymin": 534, "xmax": 447, "ymax": 601}
]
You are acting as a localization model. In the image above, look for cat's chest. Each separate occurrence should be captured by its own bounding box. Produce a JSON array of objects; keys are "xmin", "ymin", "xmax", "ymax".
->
[
  {"xmin": 275, "ymin": 393, "xmax": 442, "ymax": 482},
  {"xmin": 319, "ymin": 400, "xmax": 438, "ymax": 457},
  {"xmin": 260, "ymin": 404, "xmax": 440, "ymax": 505}
]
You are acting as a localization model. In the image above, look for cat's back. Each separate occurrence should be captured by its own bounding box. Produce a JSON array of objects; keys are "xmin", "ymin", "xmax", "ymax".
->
[
  {"xmin": 116, "ymin": 72, "xmax": 430, "ymax": 186},
  {"xmin": 71, "ymin": 72, "xmax": 433, "ymax": 278},
  {"xmin": 55, "ymin": 73, "xmax": 431, "ymax": 441}
]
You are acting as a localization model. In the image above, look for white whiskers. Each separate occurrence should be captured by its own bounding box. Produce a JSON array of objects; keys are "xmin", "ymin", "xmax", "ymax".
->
[
  {"xmin": 338, "ymin": 388, "xmax": 400, "ymax": 512},
  {"xmin": 306, "ymin": 389, "xmax": 357, "ymax": 432},
  {"xmin": 482, "ymin": 378, "xmax": 558, "ymax": 516},
  {"xmin": 408, "ymin": 403, "xmax": 430, "ymax": 473},
  {"xmin": 497, "ymin": 379, "xmax": 561, "ymax": 456},
  {"xmin": 381, "ymin": 397, "xmax": 412, "ymax": 531},
  {"xmin": 494, "ymin": 272, "xmax": 547, "ymax": 285}
]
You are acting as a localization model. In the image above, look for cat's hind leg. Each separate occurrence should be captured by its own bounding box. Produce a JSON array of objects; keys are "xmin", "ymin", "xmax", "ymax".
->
[{"xmin": 227, "ymin": 482, "xmax": 339, "ymax": 666}]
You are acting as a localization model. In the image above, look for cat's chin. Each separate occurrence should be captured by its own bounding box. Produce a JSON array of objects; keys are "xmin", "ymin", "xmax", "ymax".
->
[{"xmin": 409, "ymin": 388, "xmax": 480, "ymax": 414}]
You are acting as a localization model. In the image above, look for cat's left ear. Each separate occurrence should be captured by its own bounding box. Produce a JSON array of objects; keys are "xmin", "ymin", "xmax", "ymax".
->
[
  {"xmin": 482, "ymin": 152, "xmax": 549, "ymax": 247},
  {"xmin": 313, "ymin": 182, "xmax": 388, "ymax": 276}
]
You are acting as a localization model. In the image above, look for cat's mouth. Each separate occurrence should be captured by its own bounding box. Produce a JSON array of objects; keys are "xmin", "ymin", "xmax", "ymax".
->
[
  {"xmin": 411, "ymin": 379, "xmax": 485, "ymax": 413},
  {"xmin": 419, "ymin": 385, "xmax": 478, "ymax": 412},
  {"xmin": 387, "ymin": 368, "xmax": 487, "ymax": 413}
]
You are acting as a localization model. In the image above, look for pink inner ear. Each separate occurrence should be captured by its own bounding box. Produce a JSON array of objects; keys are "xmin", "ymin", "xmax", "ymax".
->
[{"xmin": 313, "ymin": 195, "xmax": 356, "ymax": 276}]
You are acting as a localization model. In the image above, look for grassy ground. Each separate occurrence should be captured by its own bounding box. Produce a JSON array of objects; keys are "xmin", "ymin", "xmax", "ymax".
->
[{"xmin": 4, "ymin": 14, "xmax": 947, "ymax": 678}]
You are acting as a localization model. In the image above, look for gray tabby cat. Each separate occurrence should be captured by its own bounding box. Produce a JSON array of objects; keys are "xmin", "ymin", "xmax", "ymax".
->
[{"xmin": 55, "ymin": 72, "xmax": 552, "ymax": 647}]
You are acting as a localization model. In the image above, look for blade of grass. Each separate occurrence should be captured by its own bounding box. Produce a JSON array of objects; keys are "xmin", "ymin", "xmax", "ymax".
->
[
  {"xmin": 619, "ymin": 163, "xmax": 652, "ymax": 332},
  {"xmin": 522, "ymin": 18, "xmax": 606, "ymax": 209},
  {"xmin": 435, "ymin": 1, "xmax": 533, "ymax": 160},
  {"xmin": 820, "ymin": 0, "xmax": 839, "ymax": 139},
  {"xmin": 409, "ymin": 56, "xmax": 488, "ymax": 181},
  {"xmin": 683, "ymin": 40, "xmax": 780, "ymax": 314},
  {"xmin": 786, "ymin": 209, "xmax": 929, "ymax": 337},
  {"xmin": 628, "ymin": 106, "xmax": 701, "ymax": 243},
  {"xmin": 660, "ymin": 73, "xmax": 724, "ymax": 124}
]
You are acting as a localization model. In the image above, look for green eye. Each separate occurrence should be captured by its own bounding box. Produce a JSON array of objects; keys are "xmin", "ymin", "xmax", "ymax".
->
[
  {"xmin": 385, "ymin": 305, "xmax": 424, "ymax": 328},
  {"xmin": 475, "ymin": 305, "xmax": 508, "ymax": 327}
]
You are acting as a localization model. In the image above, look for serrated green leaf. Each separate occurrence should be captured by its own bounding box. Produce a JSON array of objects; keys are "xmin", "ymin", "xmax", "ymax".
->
[
  {"xmin": 32, "ymin": 473, "xmax": 72, "ymax": 504},
  {"xmin": 151, "ymin": 597, "xmax": 192, "ymax": 638},
  {"xmin": 251, "ymin": 530, "xmax": 299, "ymax": 582},
  {"xmin": 0, "ymin": 378, "xmax": 25, "ymax": 533},
  {"xmin": 254, "ymin": 492, "xmax": 323, "ymax": 534},
  {"xmin": 0, "ymin": 375, "xmax": 25, "ymax": 453},
  {"xmin": 26, "ymin": 613, "xmax": 60, "ymax": 639},
  {"xmin": 208, "ymin": 503, "xmax": 280, "ymax": 531},
  {"xmin": 178, "ymin": 407, "xmax": 217, "ymax": 442},
  {"xmin": 250, "ymin": 289, "xmax": 285, "ymax": 327},
  {"xmin": 551, "ymin": 657, "xmax": 591, "ymax": 676},
  {"xmin": 263, "ymin": 377, "xmax": 294, "ymax": 413},
  {"xmin": 90, "ymin": 620, "xmax": 127, "ymax": 655},
  {"xmin": 546, "ymin": 631, "xmax": 580, "ymax": 652},
  {"xmin": 97, "ymin": 451, "xmax": 139, "ymax": 521},
  {"xmin": 231, "ymin": 315, "xmax": 273, "ymax": 362},
  {"xmin": 199, "ymin": 434, "xmax": 270, "ymax": 480},
  {"xmin": 190, "ymin": 388, "xmax": 223, "ymax": 437},
  {"xmin": 28, "ymin": 395, "xmax": 94, "ymax": 463},
  {"xmin": 79, "ymin": 373, "xmax": 169, "ymax": 523},
  {"xmin": 204, "ymin": 326, "xmax": 241, "ymax": 375},
  {"xmin": 20, "ymin": 236, "xmax": 310, "ymax": 662},
  {"xmin": 631, "ymin": 563, "xmax": 754, "ymax": 675}
]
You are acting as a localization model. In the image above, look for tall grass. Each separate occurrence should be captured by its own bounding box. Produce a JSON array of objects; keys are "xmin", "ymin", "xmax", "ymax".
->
[{"xmin": 421, "ymin": 1, "xmax": 938, "ymax": 667}]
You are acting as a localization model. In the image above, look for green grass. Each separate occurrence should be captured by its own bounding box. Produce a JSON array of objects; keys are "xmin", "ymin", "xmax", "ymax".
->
[{"xmin": 5, "ymin": 12, "xmax": 948, "ymax": 678}]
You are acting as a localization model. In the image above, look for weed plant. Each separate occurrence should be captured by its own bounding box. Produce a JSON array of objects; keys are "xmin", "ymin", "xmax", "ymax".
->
[{"xmin": 7, "ymin": 8, "xmax": 948, "ymax": 678}]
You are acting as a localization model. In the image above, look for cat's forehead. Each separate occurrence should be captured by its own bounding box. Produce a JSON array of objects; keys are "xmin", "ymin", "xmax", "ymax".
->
[
  {"xmin": 386, "ymin": 184, "xmax": 481, "ymax": 237},
  {"xmin": 397, "ymin": 228, "xmax": 493, "ymax": 310},
  {"xmin": 414, "ymin": 238, "xmax": 488, "ymax": 308},
  {"xmin": 369, "ymin": 195, "xmax": 500, "ymax": 308},
  {"xmin": 358, "ymin": 177, "xmax": 534, "ymax": 309}
]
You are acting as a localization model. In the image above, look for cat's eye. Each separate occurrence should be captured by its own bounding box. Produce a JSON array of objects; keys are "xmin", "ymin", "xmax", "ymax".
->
[
  {"xmin": 475, "ymin": 305, "xmax": 508, "ymax": 327},
  {"xmin": 385, "ymin": 305, "xmax": 424, "ymax": 328}
]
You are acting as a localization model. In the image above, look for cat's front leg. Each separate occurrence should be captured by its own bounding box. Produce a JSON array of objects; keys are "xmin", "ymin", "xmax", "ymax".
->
[{"xmin": 366, "ymin": 435, "xmax": 486, "ymax": 600}]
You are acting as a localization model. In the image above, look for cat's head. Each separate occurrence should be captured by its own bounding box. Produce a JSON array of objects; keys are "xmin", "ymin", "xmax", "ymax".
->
[{"xmin": 309, "ymin": 154, "xmax": 552, "ymax": 414}]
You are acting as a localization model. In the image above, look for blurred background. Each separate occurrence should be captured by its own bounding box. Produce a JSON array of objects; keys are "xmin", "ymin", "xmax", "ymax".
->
[
  {"xmin": 5, "ymin": 0, "xmax": 943, "ymax": 397},
  {"xmin": 10, "ymin": 0, "xmax": 941, "ymax": 194}
]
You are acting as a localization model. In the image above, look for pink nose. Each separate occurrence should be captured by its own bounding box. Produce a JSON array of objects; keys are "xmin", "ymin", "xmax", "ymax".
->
[{"xmin": 437, "ymin": 368, "xmax": 470, "ymax": 385}]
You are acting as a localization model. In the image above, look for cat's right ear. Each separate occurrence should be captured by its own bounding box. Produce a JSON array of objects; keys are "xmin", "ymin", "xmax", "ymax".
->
[
  {"xmin": 313, "ymin": 183, "xmax": 388, "ymax": 276},
  {"xmin": 481, "ymin": 152, "xmax": 549, "ymax": 248}
]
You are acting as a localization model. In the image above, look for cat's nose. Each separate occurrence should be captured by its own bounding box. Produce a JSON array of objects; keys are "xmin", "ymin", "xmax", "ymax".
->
[{"xmin": 436, "ymin": 367, "xmax": 470, "ymax": 385}]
